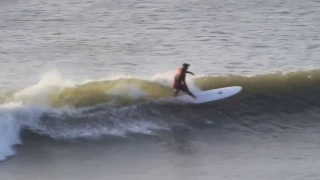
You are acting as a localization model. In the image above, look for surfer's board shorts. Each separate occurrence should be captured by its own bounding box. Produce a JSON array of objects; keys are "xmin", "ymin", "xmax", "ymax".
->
[{"xmin": 173, "ymin": 83, "xmax": 189, "ymax": 92}]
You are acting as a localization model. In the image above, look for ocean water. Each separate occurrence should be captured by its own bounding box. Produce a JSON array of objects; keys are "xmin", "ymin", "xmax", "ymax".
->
[{"xmin": 1, "ymin": 0, "xmax": 320, "ymax": 179}]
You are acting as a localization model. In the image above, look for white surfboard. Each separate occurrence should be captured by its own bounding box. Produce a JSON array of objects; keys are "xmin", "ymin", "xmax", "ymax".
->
[{"xmin": 174, "ymin": 86, "xmax": 242, "ymax": 104}]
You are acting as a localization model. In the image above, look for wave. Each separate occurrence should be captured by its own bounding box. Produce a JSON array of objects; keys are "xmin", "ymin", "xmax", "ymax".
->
[
  {"xmin": 1, "ymin": 69, "xmax": 320, "ymax": 161},
  {"xmin": 2, "ymin": 69, "xmax": 320, "ymax": 108}
]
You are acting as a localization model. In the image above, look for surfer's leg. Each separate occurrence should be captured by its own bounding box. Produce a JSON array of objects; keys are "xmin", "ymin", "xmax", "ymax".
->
[
  {"xmin": 182, "ymin": 85, "xmax": 196, "ymax": 99},
  {"xmin": 174, "ymin": 89, "xmax": 179, "ymax": 96},
  {"xmin": 186, "ymin": 91, "xmax": 196, "ymax": 99},
  {"xmin": 173, "ymin": 83, "xmax": 183, "ymax": 97}
]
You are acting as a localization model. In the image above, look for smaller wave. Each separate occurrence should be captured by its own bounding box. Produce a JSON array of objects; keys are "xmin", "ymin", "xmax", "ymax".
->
[{"xmin": 194, "ymin": 69, "xmax": 320, "ymax": 93}]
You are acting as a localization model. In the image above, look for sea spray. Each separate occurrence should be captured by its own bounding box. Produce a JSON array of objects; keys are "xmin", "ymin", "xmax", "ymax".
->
[{"xmin": 12, "ymin": 71, "xmax": 76, "ymax": 105}]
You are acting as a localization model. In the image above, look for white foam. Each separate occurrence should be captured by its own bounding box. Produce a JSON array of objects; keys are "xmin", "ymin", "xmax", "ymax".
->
[
  {"xmin": 0, "ymin": 114, "xmax": 21, "ymax": 161},
  {"xmin": 0, "ymin": 102, "xmax": 46, "ymax": 161},
  {"xmin": 119, "ymin": 120, "xmax": 169, "ymax": 135},
  {"xmin": 25, "ymin": 115, "xmax": 169, "ymax": 140}
]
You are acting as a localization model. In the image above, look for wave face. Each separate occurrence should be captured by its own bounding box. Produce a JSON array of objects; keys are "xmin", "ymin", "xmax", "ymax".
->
[{"xmin": 1, "ymin": 69, "xmax": 320, "ymax": 161}]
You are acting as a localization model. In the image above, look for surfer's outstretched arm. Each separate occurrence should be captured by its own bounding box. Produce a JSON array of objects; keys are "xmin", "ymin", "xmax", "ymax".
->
[{"xmin": 186, "ymin": 71, "xmax": 194, "ymax": 75}]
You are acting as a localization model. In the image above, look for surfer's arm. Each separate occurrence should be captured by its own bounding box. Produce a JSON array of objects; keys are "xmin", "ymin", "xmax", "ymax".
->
[{"xmin": 186, "ymin": 71, "xmax": 194, "ymax": 75}]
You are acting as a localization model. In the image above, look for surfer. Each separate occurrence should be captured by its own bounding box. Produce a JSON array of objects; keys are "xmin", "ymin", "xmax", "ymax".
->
[{"xmin": 173, "ymin": 63, "xmax": 197, "ymax": 99}]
